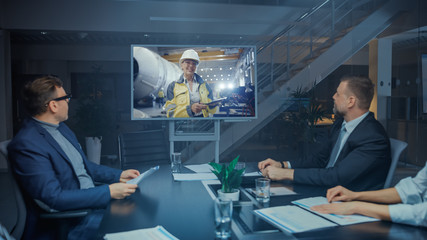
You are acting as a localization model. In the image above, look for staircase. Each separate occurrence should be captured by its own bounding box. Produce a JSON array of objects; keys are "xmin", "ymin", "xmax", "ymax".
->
[{"xmin": 183, "ymin": 0, "xmax": 416, "ymax": 164}]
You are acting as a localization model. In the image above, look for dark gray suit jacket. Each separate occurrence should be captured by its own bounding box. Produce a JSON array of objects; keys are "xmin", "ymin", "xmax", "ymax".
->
[{"xmin": 290, "ymin": 112, "xmax": 391, "ymax": 191}]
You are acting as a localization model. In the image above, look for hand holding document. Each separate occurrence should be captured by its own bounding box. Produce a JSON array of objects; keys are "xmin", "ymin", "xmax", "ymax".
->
[
  {"xmin": 104, "ymin": 225, "xmax": 178, "ymax": 240},
  {"xmin": 127, "ymin": 166, "xmax": 159, "ymax": 185}
]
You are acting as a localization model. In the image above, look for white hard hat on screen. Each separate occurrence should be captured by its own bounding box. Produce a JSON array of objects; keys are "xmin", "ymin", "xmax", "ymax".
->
[{"xmin": 180, "ymin": 49, "xmax": 200, "ymax": 65}]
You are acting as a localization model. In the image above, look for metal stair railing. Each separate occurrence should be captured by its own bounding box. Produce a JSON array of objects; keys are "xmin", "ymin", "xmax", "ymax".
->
[
  {"xmin": 182, "ymin": 0, "xmax": 395, "ymax": 163},
  {"xmin": 257, "ymin": 0, "xmax": 386, "ymax": 94}
]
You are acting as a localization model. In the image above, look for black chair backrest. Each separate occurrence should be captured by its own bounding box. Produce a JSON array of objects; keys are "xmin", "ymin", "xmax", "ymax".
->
[
  {"xmin": 0, "ymin": 140, "xmax": 26, "ymax": 240},
  {"xmin": 118, "ymin": 129, "xmax": 170, "ymax": 169}
]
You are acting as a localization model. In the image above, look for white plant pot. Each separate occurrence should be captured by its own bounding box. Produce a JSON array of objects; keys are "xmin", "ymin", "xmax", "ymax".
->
[
  {"xmin": 85, "ymin": 136, "xmax": 102, "ymax": 164},
  {"xmin": 217, "ymin": 189, "xmax": 240, "ymax": 201}
]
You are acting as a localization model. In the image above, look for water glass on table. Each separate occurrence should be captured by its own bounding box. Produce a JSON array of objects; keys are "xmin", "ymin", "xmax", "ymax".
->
[
  {"xmin": 255, "ymin": 178, "xmax": 270, "ymax": 203},
  {"xmin": 171, "ymin": 152, "xmax": 181, "ymax": 173},
  {"xmin": 235, "ymin": 162, "xmax": 246, "ymax": 175},
  {"xmin": 214, "ymin": 198, "xmax": 233, "ymax": 239}
]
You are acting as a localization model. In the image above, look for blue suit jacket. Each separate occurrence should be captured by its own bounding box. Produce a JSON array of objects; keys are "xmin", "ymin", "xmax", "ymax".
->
[
  {"xmin": 8, "ymin": 118, "xmax": 122, "ymax": 211},
  {"xmin": 291, "ymin": 112, "xmax": 391, "ymax": 191}
]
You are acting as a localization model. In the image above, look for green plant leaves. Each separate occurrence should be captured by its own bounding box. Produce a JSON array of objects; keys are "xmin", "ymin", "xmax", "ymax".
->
[{"xmin": 208, "ymin": 155, "xmax": 245, "ymax": 193}]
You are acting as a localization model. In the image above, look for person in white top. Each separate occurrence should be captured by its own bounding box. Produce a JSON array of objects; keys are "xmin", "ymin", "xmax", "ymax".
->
[{"xmin": 312, "ymin": 162, "xmax": 427, "ymax": 227}]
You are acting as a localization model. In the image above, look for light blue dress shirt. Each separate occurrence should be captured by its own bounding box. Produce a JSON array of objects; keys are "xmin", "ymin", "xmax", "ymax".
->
[{"xmin": 389, "ymin": 162, "xmax": 427, "ymax": 227}]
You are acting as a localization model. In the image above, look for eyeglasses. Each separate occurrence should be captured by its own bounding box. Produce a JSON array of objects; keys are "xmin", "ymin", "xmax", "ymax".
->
[{"xmin": 50, "ymin": 94, "xmax": 72, "ymax": 103}]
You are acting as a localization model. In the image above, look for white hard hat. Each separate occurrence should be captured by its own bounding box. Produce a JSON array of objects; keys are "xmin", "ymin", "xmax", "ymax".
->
[{"xmin": 180, "ymin": 49, "xmax": 200, "ymax": 65}]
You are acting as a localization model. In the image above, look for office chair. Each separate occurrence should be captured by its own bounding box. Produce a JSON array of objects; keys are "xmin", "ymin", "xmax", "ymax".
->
[
  {"xmin": 384, "ymin": 138, "xmax": 408, "ymax": 189},
  {"xmin": 118, "ymin": 129, "xmax": 170, "ymax": 169},
  {"xmin": 0, "ymin": 139, "xmax": 90, "ymax": 240},
  {"xmin": 0, "ymin": 139, "xmax": 25, "ymax": 240}
]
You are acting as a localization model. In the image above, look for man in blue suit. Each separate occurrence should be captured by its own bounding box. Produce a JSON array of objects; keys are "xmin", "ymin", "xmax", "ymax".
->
[
  {"xmin": 8, "ymin": 76, "xmax": 140, "ymax": 239},
  {"xmin": 259, "ymin": 75, "xmax": 391, "ymax": 191}
]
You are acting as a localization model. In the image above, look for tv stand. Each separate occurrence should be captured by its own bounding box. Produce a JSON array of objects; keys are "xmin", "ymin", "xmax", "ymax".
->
[{"xmin": 169, "ymin": 120, "xmax": 220, "ymax": 163}]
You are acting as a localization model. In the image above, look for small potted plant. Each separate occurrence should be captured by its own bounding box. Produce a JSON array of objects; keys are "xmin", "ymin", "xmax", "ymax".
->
[{"xmin": 209, "ymin": 155, "xmax": 245, "ymax": 201}]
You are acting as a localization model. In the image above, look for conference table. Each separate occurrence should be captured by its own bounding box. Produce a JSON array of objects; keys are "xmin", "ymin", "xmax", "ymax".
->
[{"xmin": 96, "ymin": 163, "xmax": 427, "ymax": 240}]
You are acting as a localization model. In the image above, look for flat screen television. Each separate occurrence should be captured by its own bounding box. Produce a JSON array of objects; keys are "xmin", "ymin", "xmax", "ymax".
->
[{"xmin": 131, "ymin": 45, "xmax": 257, "ymax": 120}]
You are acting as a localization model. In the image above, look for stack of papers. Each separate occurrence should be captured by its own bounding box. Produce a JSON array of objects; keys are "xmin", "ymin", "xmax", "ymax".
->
[
  {"xmin": 104, "ymin": 225, "xmax": 179, "ymax": 240},
  {"xmin": 254, "ymin": 196, "xmax": 379, "ymax": 234}
]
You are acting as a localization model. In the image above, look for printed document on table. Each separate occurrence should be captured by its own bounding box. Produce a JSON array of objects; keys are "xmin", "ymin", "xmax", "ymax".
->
[
  {"xmin": 104, "ymin": 225, "xmax": 179, "ymax": 240},
  {"xmin": 254, "ymin": 205, "xmax": 337, "ymax": 233},
  {"xmin": 292, "ymin": 196, "xmax": 379, "ymax": 225},
  {"xmin": 184, "ymin": 164, "xmax": 213, "ymax": 173},
  {"xmin": 173, "ymin": 173, "xmax": 218, "ymax": 181},
  {"xmin": 246, "ymin": 186, "xmax": 296, "ymax": 196},
  {"xmin": 244, "ymin": 171, "xmax": 262, "ymax": 177}
]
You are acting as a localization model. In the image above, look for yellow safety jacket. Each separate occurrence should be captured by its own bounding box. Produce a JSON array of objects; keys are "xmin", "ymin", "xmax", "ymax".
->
[{"xmin": 165, "ymin": 74, "xmax": 217, "ymax": 118}]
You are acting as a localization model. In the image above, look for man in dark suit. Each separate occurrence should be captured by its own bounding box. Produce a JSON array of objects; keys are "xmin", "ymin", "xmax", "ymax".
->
[
  {"xmin": 259, "ymin": 75, "xmax": 391, "ymax": 191},
  {"xmin": 8, "ymin": 76, "xmax": 140, "ymax": 239}
]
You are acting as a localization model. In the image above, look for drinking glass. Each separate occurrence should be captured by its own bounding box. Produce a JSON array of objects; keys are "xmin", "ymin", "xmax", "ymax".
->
[
  {"xmin": 214, "ymin": 198, "xmax": 233, "ymax": 239},
  {"xmin": 235, "ymin": 162, "xmax": 246, "ymax": 175},
  {"xmin": 255, "ymin": 178, "xmax": 270, "ymax": 202},
  {"xmin": 171, "ymin": 152, "xmax": 182, "ymax": 173}
]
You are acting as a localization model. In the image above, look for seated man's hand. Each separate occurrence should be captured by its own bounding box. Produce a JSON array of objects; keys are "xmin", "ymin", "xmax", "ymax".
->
[
  {"xmin": 258, "ymin": 158, "xmax": 282, "ymax": 170},
  {"xmin": 120, "ymin": 169, "xmax": 140, "ymax": 183},
  {"xmin": 261, "ymin": 166, "xmax": 294, "ymax": 181},
  {"xmin": 109, "ymin": 183, "xmax": 138, "ymax": 199}
]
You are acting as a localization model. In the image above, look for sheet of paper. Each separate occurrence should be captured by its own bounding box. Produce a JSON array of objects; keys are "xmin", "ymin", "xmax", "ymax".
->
[
  {"xmin": 127, "ymin": 166, "xmax": 159, "ymax": 185},
  {"xmin": 246, "ymin": 186, "xmax": 296, "ymax": 196},
  {"xmin": 292, "ymin": 196, "xmax": 379, "ymax": 225},
  {"xmin": 104, "ymin": 225, "xmax": 179, "ymax": 240},
  {"xmin": 254, "ymin": 205, "xmax": 337, "ymax": 233},
  {"xmin": 244, "ymin": 171, "xmax": 262, "ymax": 177},
  {"xmin": 173, "ymin": 173, "xmax": 218, "ymax": 181},
  {"xmin": 271, "ymin": 187, "xmax": 296, "ymax": 196},
  {"xmin": 184, "ymin": 164, "xmax": 213, "ymax": 173}
]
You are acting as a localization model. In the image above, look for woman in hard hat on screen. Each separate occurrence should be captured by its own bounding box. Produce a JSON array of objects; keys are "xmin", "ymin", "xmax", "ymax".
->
[{"xmin": 164, "ymin": 49, "xmax": 218, "ymax": 118}]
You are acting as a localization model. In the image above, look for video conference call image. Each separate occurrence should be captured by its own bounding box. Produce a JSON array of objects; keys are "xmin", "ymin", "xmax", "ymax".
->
[{"xmin": 132, "ymin": 45, "xmax": 257, "ymax": 120}]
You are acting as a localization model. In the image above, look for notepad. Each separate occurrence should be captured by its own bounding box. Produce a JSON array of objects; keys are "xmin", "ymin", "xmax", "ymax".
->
[{"xmin": 127, "ymin": 166, "xmax": 159, "ymax": 185}]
